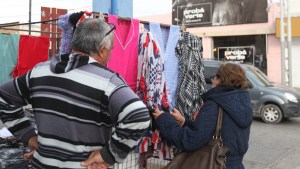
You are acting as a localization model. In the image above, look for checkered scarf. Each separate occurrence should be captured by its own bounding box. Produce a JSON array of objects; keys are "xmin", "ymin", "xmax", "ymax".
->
[{"xmin": 175, "ymin": 32, "xmax": 206, "ymax": 120}]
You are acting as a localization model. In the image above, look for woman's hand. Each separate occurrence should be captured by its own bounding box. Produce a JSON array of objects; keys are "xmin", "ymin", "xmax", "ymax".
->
[
  {"xmin": 24, "ymin": 136, "xmax": 38, "ymax": 161},
  {"xmin": 152, "ymin": 105, "xmax": 164, "ymax": 119},
  {"xmin": 171, "ymin": 108, "xmax": 185, "ymax": 126}
]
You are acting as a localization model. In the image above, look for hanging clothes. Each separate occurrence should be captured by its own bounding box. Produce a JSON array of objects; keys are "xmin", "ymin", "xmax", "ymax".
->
[
  {"xmin": 136, "ymin": 32, "xmax": 168, "ymax": 111},
  {"xmin": 76, "ymin": 11, "xmax": 93, "ymax": 27},
  {"xmin": 12, "ymin": 35, "xmax": 50, "ymax": 77},
  {"xmin": 69, "ymin": 11, "xmax": 84, "ymax": 34},
  {"xmin": 58, "ymin": 13, "xmax": 73, "ymax": 54},
  {"xmin": 107, "ymin": 14, "xmax": 139, "ymax": 92},
  {"xmin": 175, "ymin": 32, "xmax": 206, "ymax": 120},
  {"xmin": 149, "ymin": 22, "xmax": 180, "ymax": 110},
  {"xmin": 58, "ymin": 11, "xmax": 97, "ymax": 55},
  {"xmin": 136, "ymin": 32, "xmax": 170, "ymax": 159},
  {"xmin": 0, "ymin": 33, "xmax": 20, "ymax": 85}
]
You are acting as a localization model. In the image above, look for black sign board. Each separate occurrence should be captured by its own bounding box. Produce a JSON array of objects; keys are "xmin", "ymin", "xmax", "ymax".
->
[
  {"xmin": 172, "ymin": 0, "xmax": 268, "ymax": 27},
  {"xmin": 175, "ymin": 3, "xmax": 212, "ymax": 26},
  {"xmin": 218, "ymin": 46, "xmax": 255, "ymax": 64}
]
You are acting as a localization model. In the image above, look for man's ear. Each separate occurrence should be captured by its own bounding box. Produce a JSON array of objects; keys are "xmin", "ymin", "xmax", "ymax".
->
[{"xmin": 98, "ymin": 45, "xmax": 106, "ymax": 58}]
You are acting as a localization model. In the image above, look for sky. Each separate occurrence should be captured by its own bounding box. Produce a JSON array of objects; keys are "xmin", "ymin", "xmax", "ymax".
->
[{"xmin": 0, "ymin": 0, "xmax": 172, "ymax": 24}]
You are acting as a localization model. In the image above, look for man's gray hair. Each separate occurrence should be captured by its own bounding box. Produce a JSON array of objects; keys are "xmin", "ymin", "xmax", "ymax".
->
[{"xmin": 71, "ymin": 18, "xmax": 114, "ymax": 56}]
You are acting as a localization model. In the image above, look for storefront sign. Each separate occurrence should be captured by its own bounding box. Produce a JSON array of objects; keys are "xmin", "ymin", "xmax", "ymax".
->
[
  {"xmin": 218, "ymin": 46, "xmax": 255, "ymax": 64},
  {"xmin": 172, "ymin": 0, "xmax": 268, "ymax": 27},
  {"xmin": 176, "ymin": 3, "xmax": 212, "ymax": 26}
]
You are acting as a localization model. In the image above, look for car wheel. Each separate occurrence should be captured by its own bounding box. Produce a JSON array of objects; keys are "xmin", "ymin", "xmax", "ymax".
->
[{"xmin": 260, "ymin": 104, "xmax": 283, "ymax": 124}]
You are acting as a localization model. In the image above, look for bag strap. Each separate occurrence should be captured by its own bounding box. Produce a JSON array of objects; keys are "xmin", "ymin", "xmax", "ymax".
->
[{"xmin": 213, "ymin": 107, "xmax": 223, "ymax": 139}]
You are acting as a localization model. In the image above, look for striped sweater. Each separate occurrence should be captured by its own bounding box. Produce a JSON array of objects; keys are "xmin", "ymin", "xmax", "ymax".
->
[{"xmin": 0, "ymin": 53, "xmax": 150, "ymax": 169}]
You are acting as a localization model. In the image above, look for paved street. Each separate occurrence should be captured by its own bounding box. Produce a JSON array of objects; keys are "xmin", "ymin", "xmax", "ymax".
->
[
  {"xmin": 244, "ymin": 117, "xmax": 300, "ymax": 169},
  {"xmin": 1, "ymin": 118, "xmax": 300, "ymax": 169}
]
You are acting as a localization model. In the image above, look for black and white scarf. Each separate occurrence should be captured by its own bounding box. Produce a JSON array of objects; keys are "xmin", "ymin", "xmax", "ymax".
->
[{"xmin": 175, "ymin": 32, "xmax": 206, "ymax": 120}]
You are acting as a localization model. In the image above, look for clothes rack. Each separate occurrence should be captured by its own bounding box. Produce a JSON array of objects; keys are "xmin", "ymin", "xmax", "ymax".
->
[
  {"xmin": 0, "ymin": 27, "xmax": 61, "ymax": 34},
  {"xmin": 0, "ymin": 18, "xmax": 58, "ymax": 28},
  {"xmin": 0, "ymin": 32, "xmax": 11, "ymax": 35},
  {"xmin": 99, "ymin": 13, "xmax": 172, "ymax": 28}
]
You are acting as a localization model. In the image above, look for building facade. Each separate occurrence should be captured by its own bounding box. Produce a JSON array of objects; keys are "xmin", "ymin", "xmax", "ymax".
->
[{"xmin": 139, "ymin": 3, "xmax": 300, "ymax": 87}]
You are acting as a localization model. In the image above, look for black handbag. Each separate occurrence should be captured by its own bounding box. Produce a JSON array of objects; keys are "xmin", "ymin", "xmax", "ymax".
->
[{"xmin": 162, "ymin": 108, "xmax": 229, "ymax": 169}]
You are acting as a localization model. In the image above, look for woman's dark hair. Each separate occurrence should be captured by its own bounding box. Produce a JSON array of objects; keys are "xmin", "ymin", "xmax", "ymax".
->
[{"xmin": 216, "ymin": 63, "xmax": 248, "ymax": 89}]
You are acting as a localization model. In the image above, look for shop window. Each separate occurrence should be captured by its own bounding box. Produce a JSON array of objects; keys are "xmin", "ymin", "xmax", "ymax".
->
[{"xmin": 213, "ymin": 35, "xmax": 267, "ymax": 74}]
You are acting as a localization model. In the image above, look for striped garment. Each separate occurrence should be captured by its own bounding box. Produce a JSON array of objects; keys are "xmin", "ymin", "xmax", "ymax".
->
[{"xmin": 0, "ymin": 53, "xmax": 150, "ymax": 169}]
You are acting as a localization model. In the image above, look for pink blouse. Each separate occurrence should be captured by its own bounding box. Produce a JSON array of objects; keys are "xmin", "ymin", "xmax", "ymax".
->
[{"xmin": 107, "ymin": 14, "xmax": 139, "ymax": 92}]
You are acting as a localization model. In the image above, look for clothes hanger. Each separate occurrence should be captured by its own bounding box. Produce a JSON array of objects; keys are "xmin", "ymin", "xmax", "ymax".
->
[
  {"xmin": 0, "ymin": 32, "xmax": 11, "ymax": 35},
  {"xmin": 180, "ymin": 25, "xmax": 186, "ymax": 32},
  {"xmin": 84, "ymin": 11, "xmax": 92, "ymax": 16}
]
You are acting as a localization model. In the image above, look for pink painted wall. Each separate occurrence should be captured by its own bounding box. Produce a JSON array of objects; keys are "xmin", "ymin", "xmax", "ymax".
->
[
  {"xmin": 267, "ymin": 35, "xmax": 281, "ymax": 83},
  {"xmin": 202, "ymin": 37, "xmax": 212, "ymax": 59}
]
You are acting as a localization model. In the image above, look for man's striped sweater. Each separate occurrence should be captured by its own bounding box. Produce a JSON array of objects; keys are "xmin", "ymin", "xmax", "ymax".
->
[{"xmin": 0, "ymin": 53, "xmax": 150, "ymax": 169}]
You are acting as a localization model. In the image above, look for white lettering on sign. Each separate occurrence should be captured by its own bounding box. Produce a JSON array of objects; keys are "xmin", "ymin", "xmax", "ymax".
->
[
  {"xmin": 224, "ymin": 49, "xmax": 247, "ymax": 60},
  {"xmin": 184, "ymin": 8, "xmax": 205, "ymax": 19}
]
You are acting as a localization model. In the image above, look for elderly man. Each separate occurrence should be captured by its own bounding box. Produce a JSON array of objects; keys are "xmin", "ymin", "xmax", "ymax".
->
[{"xmin": 0, "ymin": 18, "xmax": 150, "ymax": 169}]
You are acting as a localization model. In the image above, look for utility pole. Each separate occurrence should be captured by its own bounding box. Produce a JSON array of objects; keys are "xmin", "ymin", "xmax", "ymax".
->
[
  {"xmin": 111, "ymin": 0, "xmax": 118, "ymax": 15},
  {"xmin": 287, "ymin": 0, "xmax": 292, "ymax": 87},
  {"xmin": 280, "ymin": 0, "xmax": 292, "ymax": 86},
  {"xmin": 29, "ymin": 0, "xmax": 32, "ymax": 35},
  {"xmin": 280, "ymin": 0, "xmax": 285, "ymax": 85}
]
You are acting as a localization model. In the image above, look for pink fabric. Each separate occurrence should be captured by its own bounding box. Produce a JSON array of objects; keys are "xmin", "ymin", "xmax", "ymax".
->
[{"xmin": 107, "ymin": 14, "xmax": 139, "ymax": 92}]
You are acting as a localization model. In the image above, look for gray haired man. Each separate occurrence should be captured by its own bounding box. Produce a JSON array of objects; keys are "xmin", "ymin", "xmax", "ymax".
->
[{"xmin": 0, "ymin": 18, "xmax": 150, "ymax": 169}]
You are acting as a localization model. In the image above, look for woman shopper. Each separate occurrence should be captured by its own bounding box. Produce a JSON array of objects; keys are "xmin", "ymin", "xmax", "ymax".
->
[{"xmin": 152, "ymin": 63, "xmax": 253, "ymax": 169}]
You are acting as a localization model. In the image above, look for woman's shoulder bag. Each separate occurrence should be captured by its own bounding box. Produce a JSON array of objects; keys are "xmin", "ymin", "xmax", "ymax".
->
[{"xmin": 162, "ymin": 107, "xmax": 229, "ymax": 169}]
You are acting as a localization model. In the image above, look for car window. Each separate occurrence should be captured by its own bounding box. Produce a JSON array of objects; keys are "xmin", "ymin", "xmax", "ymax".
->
[
  {"xmin": 246, "ymin": 67, "xmax": 272, "ymax": 87},
  {"xmin": 254, "ymin": 67, "xmax": 272, "ymax": 83},
  {"xmin": 204, "ymin": 66, "xmax": 218, "ymax": 84}
]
